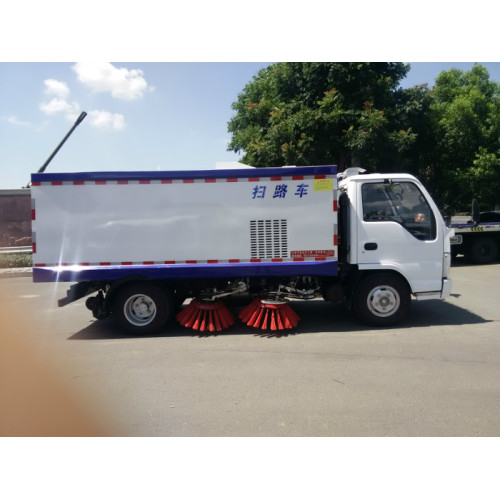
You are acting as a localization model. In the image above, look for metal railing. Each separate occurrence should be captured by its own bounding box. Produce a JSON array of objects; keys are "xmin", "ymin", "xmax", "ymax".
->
[{"xmin": 0, "ymin": 246, "xmax": 32, "ymax": 254}]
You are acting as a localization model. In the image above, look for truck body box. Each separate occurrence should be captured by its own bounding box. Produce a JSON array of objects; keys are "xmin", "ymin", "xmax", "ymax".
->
[{"xmin": 31, "ymin": 166, "xmax": 338, "ymax": 283}]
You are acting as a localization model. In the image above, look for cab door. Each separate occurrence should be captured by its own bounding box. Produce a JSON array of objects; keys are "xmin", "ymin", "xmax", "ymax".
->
[{"xmin": 355, "ymin": 179, "xmax": 444, "ymax": 293}]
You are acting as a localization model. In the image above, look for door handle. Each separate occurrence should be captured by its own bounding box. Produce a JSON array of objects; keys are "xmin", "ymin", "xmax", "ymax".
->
[{"xmin": 364, "ymin": 242, "xmax": 378, "ymax": 251}]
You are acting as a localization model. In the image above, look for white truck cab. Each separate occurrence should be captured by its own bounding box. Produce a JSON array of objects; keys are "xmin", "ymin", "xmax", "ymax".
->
[{"xmin": 338, "ymin": 172, "xmax": 453, "ymax": 324}]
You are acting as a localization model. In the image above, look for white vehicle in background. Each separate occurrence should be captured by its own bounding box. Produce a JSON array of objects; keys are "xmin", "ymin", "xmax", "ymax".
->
[{"xmin": 449, "ymin": 201, "xmax": 500, "ymax": 264}]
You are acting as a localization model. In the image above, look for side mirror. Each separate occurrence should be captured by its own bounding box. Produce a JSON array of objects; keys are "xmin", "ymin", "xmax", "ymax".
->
[{"xmin": 472, "ymin": 199, "xmax": 480, "ymax": 225}]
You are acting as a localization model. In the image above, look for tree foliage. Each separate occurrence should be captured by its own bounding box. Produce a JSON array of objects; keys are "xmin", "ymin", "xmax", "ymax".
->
[
  {"xmin": 228, "ymin": 62, "xmax": 410, "ymax": 170},
  {"xmin": 428, "ymin": 64, "xmax": 500, "ymax": 212},
  {"xmin": 228, "ymin": 62, "xmax": 500, "ymax": 212}
]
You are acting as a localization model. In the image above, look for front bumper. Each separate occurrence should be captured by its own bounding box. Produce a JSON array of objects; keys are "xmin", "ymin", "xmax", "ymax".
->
[
  {"xmin": 441, "ymin": 278, "xmax": 453, "ymax": 299},
  {"xmin": 414, "ymin": 278, "xmax": 453, "ymax": 301}
]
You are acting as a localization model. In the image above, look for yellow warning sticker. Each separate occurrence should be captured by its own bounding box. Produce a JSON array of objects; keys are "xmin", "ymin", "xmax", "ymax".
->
[{"xmin": 313, "ymin": 178, "xmax": 333, "ymax": 191}]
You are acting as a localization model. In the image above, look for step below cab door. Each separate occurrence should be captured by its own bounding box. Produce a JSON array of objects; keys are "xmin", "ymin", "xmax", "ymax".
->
[{"xmin": 354, "ymin": 178, "xmax": 444, "ymax": 293}]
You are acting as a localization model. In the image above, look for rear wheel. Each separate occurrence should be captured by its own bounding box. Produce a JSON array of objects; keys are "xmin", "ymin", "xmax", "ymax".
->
[
  {"xmin": 468, "ymin": 237, "xmax": 498, "ymax": 264},
  {"xmin": 112, "ymin": 283, "xmax": 172, "ymax": 334},
  {"xmin": 353, "ymin": 273, "xmax": 411, "ymax": 326}
]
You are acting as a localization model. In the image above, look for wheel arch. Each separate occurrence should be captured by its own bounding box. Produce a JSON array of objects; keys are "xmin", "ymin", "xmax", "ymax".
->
[{"xmin": 346, "ymin": 266, "xmax": 413, "ymax": 296}]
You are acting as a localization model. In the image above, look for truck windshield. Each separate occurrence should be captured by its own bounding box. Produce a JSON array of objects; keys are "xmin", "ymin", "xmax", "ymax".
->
[{"xmin": 362, "ymin": 182, "xmax": 436, "ymax": 241}]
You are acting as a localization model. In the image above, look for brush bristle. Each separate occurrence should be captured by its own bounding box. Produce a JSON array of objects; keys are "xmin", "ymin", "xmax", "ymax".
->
[
  {"xmin": 239, "ymin": 299, "xmax": 299, "ymax": 330},
  {"xmin": 176, "ymin": 299, "xmax": 235, "ymax": 332}
]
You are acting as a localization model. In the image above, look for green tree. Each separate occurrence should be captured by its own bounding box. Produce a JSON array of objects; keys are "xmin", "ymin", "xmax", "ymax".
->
[
  {"xmin": 227, "ymin": 62, "xmax": 410, "ymax": 170},
  {"xmin": 392, "ymin": 83, "xmax": 435, "ymax": 178},
  {"xmin": 428, "ymin": 64, "xmax": 500, "ymax": 212}
]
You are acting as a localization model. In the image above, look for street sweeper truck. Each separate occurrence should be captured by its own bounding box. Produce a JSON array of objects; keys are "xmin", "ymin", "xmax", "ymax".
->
[{"xmin": 30, "ymin": 165, "xmax": 453, "ymax": 334}]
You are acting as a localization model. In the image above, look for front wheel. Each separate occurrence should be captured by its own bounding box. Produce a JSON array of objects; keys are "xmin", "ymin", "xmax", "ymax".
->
[
  {"xmin": 112, "ymin": 283, "xmax": 173, "ymax": 334},
  {"xmin": 353, "ymin": 273, "xmax": 411, "ymax": 326}
]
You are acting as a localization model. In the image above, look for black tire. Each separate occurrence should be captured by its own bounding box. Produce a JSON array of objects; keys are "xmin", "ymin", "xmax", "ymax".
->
[
  {"xmin": 353, "ymin": 273, "xmax": 411, "ymax": 326},
  {"xmin": 111, "ymin": 283, "xmax": 173, "ymax": 334},
  {"xmin": 468, "ymin": 237, "xmax": 498, "ymax": 264}
]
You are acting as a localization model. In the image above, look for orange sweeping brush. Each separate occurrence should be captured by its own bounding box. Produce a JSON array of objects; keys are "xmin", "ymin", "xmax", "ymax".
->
[
  {"xmin": 176, "ymin": 299, "xmax": 235, "ymax": 333},
  {"xmin": 239, "ymin": 298, "xmax": 299, "ymax": 330}
]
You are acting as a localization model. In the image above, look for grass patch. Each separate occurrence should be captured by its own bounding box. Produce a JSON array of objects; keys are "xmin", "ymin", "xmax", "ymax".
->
[{"xmin": 0, "ymin": 252, "xmax": 32, "ymax": 268}]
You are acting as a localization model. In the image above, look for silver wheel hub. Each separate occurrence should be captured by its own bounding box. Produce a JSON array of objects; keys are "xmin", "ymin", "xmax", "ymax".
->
[
  {"xmin": 367, "ymin": 285, "xmax": 400, "ymax": 318},
  {"xmin": 124, "ymin": 294, "xmax": 157, "ymax": 326}
]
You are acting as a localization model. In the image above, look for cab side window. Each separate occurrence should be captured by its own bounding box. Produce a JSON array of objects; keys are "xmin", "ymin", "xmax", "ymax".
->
[{"xmin": 362, "ymin": 182, "xmax": 436, "ymax": 241}]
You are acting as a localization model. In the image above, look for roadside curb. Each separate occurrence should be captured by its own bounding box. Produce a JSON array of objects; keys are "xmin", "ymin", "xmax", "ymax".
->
[{"xmin": 0, "ymin": 267, "xmax": 33, "ymax": 279}]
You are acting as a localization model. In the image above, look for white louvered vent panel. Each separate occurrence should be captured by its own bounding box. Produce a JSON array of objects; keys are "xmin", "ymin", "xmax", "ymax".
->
[{"xmin": 250, "ymin": 219, "xmax": 288, "ymax": 259}]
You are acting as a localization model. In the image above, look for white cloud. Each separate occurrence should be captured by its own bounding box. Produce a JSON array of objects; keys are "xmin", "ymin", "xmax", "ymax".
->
[
  {"xmin": 39, "ymin": 97, "xmax": 80, "ymax": 117},
  {"xmin": 88, "ymin": 110, "xmax": 125, "ymax": 130},
  {"xmin": 39, "ymin": 78, "xmax": 80, "ymax": 121},
  {"xmin": 72, "ymin": 62, "xmax": 152, "ymax": 100},
  {"xmin": 38, "ymin": 69, "xmax": 132, "ymax": 131},
  {"xmin": 43, "ymin": 78, "xmax": 70, "ymax": 98},
  {"xmin": 3, "ymin": 115, "xmax": 31, "ymax": 126}
]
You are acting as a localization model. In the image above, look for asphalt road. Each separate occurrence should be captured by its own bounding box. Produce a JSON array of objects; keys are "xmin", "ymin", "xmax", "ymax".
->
[{"xmin": 1, "ymin": 259, "xmax": 499, "ymax": 437}]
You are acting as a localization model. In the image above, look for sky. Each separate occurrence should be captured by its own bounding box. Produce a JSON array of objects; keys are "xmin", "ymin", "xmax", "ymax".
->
[{"xmin": 1, "ymin": 61, "xmax": 500, "ymax": 189}]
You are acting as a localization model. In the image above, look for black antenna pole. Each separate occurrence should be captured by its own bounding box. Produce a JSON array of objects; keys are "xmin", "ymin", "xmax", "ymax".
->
[
  {"xmin": 27, "ymin": 112, "xmax": 87, "ymax": 187},
  {"xmin": 37, "ymin": 111, "xmax": 87, "ymax": 174}
]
